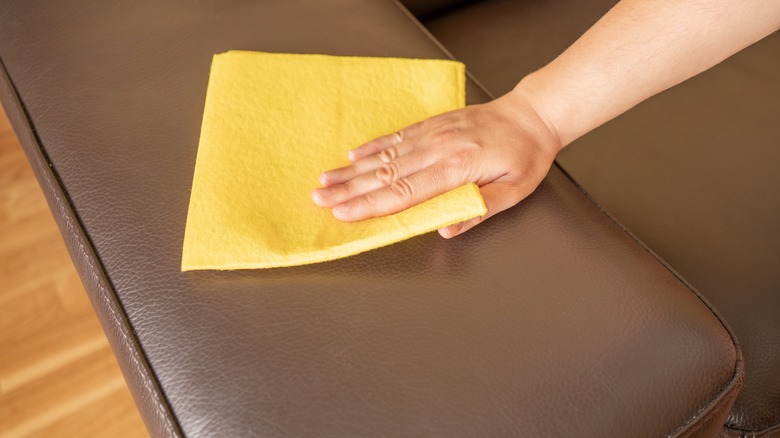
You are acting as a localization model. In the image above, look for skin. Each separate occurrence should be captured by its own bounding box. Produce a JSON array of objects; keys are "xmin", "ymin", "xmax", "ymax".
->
[{"xmin": 313, "ymin": 0, "xmax": 780, "ymax": 238}]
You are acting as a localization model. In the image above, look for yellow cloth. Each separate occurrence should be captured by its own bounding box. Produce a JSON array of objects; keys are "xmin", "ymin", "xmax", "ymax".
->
[{"xmin": 182, "ymin": 51, "xmax": 486, "ymax": 270}]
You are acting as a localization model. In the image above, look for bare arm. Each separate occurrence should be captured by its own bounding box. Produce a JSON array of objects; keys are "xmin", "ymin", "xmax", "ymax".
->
[
  {"xmin": 519, "ymin": 0, "xmax": 780, "ymax": 147},
  {"xmin": 313, "ymin": 0, "xmax": 780, "ymax": 237}
]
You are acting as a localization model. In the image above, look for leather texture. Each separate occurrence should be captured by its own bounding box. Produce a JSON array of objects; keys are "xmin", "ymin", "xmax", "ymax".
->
[
  {"xmin": 422, "ymin": 0, "xmax": 780, "ymax": 435},
  {"xmin": 0, "ymin": 0, "xmax": 746, "ymax": 436}
]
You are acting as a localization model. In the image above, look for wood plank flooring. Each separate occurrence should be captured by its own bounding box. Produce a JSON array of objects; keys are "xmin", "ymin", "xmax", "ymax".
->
[{"xmin": 0, "ymin": 105, "xmax": 148, "ymax": 437}]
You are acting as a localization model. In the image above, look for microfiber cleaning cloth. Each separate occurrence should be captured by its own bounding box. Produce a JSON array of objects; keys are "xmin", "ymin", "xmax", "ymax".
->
[{"xmin": 182, "ymin": 51, "xmax": 486, "ymax": 270}]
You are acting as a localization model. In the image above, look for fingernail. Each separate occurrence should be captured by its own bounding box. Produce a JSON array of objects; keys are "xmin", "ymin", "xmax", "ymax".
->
[
  {"xmin": 313, "ymin": 187, "xmax": 332, "ymax": 200},
  {"xmin": 319, "ymin": 173, "xmax": 331, "ymax": 186},
  {"xmin": 348, "ymin": 150, "xmax": 358, "ymax": 161},
  {"xmin": 447, "ymin": 223, "xmax": 464, "ymax": 238},
  {"xmin": 333, "ymin": 202, "xmax": 350, "ymax": 216}
]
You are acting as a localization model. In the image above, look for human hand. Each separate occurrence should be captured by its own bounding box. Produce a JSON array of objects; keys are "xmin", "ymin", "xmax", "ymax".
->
[{"xmin": 311, "ymin": 90, "xmax": 562, "ymax": 238}]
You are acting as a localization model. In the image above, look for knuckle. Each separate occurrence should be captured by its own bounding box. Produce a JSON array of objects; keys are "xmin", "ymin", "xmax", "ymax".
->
[
  {"xmin": 443, "ymin": 149, "xmax": 472, "ymax": 171},
  {"xmin": 439, "ymin": 127, "xmax": 463, "ymax": 141},
  {"xmin": 440, "ymin": 164, "xmax": 463, "ymax": 186},
  {"xmin": 340, "ymin": 180, "xmax": 355, "ymax": 197},
  {"xmin": 388, "ymin": 177, "xmax": 415, "ymax": 200},
  {"xmin": 378, "ymin": 146, "xmax": 398, "ymax": 163},
  {"xmin": 354, "ymin": 193, "xmax": 376, "ymax": 213},
  {"xmin": 375, "ymin": 161, "xmax": 400, "ymax": 186},
  {"xmin": 451, "ymin": 150, "xmax": 469, "ymax": 167},
  {"xmin": 434, "ymin": 114, "xmax": 458, "ymax": 128}
]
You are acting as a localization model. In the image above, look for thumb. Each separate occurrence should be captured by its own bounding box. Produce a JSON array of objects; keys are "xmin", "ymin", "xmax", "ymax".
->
[{"xmin": 438, "ymin": 180, "xmax": 526, "ymax": 239}]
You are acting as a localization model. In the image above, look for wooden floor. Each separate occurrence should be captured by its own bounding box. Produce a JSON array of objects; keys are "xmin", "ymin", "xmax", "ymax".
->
[{"xmin": 0, "ymin": 106, "xmax": 148, "ymax": 437}]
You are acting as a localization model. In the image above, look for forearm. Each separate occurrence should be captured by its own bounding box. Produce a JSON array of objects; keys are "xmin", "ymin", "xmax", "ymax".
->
[{"xmin": 514, "ymin": 0, "xmax": 780, "ymax": 148}]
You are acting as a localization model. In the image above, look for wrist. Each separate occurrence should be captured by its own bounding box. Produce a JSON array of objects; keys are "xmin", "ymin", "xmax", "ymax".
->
[
  {"xmin": 494, "ymin": 80, "xmax": 564, "ymax": 158},
  {"xmin": 510, "ymin": 73, "xmax": 572, "ymax": 150}
]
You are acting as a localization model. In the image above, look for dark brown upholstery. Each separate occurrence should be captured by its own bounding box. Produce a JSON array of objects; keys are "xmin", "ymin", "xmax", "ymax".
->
[
  {"xmin": 0, "ymin": 0, "xmax": 753, "ymax": 436},
  {"xmin": 400, "ymin": 0, "xmax": 475, "ymax": 19},
  {"xmin": 422, "ymin": 0, "xmax": 780, "ymax": 435}
]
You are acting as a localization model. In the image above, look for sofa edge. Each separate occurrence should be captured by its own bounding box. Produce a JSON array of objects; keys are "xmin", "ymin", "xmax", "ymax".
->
[
  {"xmin": 0, "ymin": 56, "xmax": 183, "ymax": 438},
  {"xmin": 553, "ymin": 163, "xmax": 745, "ymax": 438}
]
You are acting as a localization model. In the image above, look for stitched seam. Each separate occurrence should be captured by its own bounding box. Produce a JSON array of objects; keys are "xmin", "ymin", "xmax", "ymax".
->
[
  {"xmin": 675, "ymin": 382, "xmax": 742, "ymax": 437},
  {"xmin": 679, "ymin": 392, "xmax": 734, "ymax": 437},
  {"xmin": 33, "ymin": 123, "xmax": 179, "ymax": 438},
  {"xmin": 0, "ymin": 58, "xmax": 179, "ymax": 437},
  {"xmin": 13, "ymin": 82, "xmax": 178, "ymax": 438}
]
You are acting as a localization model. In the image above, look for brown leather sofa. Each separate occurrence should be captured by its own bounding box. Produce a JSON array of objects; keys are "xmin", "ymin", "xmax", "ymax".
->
[{"xmin": 0, "ymin": 0, "xmax": 776, "ymax": 436}]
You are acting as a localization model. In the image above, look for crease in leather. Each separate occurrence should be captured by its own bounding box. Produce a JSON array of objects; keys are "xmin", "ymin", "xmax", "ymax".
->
[
  {"xmin": 392, "ymin": 0, "xmax": 496, "ymax": 102},
  {"xmin": 554, "ymin": 162, "xmax": 745, "ymax": 438},
  {"xmin": 722, "ymin": 422, "xmax": 780, "ymax": 437},
  {"xmin": 399, "ymin": 0, "xmax": 478, "ymax": 21},
  {"xmin": 0, "ymin": 56, "xmax": 183, "ymax": 438}
]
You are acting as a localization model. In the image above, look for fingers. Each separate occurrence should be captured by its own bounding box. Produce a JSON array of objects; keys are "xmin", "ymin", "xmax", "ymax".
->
[
  {"xmin": 347, "ymin": 123, "xmax": 421, "ymax": 162},
  {"xmin": 331, "ymin": 163, "xmax": 458, "ymax": 221},
  {"xmin": 320, "ymin": 141, "xmax": 414, "ymax": 186},
  {"xmin": 438, "ymin": 181, "xmax": 527, "ymax": 239},
  {"xmin": 312, "ymin": 151, "xmax": 432, "ymax": 207},
  {"xmin": 346, "ymin": 131, "xmax": 402, "ymax": 163}
]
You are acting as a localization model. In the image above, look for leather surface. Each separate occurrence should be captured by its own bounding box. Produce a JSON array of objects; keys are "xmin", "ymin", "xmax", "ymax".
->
[
  {"xmin": 400, "ymin": 0, "xmax": 475, "ymax": 19},
  {"xmin": 423, "ymin": 0, "xmax": 780, "ymax": 433},
  {"xmin": 0, "ymin": 0, "xmax": 744, "ymax": 436}
]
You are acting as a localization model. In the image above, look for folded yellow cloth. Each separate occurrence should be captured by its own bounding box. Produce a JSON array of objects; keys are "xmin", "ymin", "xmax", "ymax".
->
[{"xmin": 182, "ymin": 51, "xmax": 486, "ymax": 270}]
